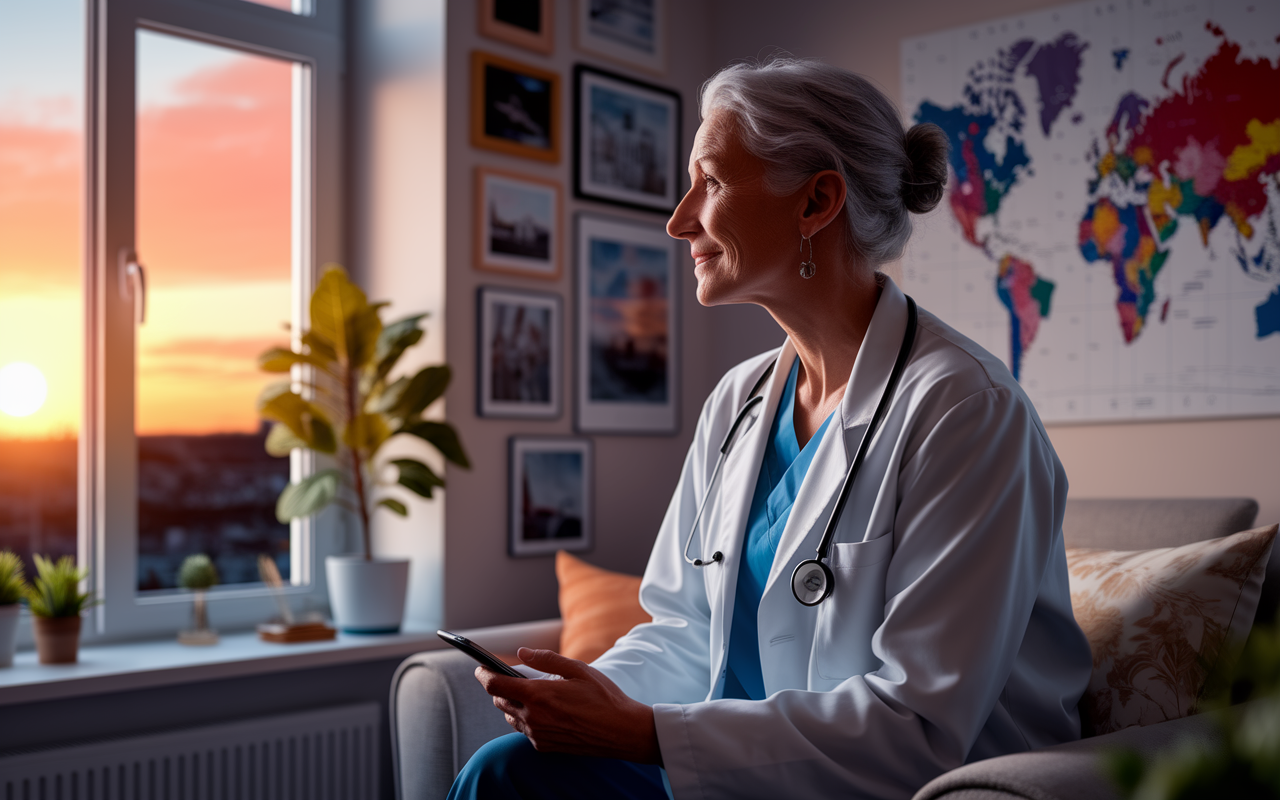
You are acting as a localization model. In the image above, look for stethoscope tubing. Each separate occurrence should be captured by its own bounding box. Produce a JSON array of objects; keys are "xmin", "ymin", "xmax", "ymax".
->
[{"xmin": 682, "ymin": 296, "xmax": 919, "ymax": 608}]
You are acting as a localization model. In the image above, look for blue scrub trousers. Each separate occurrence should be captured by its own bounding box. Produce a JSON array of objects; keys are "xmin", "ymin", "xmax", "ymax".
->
[{"xmin": 447, "ymin": 733, "xmax": 670, "ymax": 799}]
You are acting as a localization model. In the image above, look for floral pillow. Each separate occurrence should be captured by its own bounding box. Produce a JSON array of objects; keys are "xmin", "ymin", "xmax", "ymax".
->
[{"xmin": 1067, "ymin": 524, "xmax": 1277, "ymax": 736}]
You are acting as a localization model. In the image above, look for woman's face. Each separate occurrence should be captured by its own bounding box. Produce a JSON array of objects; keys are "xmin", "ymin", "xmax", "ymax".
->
[{"xmin": 666, "ymin": 111, "xmax": 802, "ymax": 307}]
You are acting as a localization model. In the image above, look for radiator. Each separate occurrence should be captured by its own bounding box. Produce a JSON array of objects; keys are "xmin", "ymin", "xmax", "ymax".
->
[{"xmin": 0, "ymin": 702, "xmax": 380, "ymax": 800}]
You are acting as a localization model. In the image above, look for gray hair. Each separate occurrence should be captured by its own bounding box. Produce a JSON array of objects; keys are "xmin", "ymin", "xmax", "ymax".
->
[{"xmin": 700, "ymin": 58, "xmax": 948, "ymax": 267}]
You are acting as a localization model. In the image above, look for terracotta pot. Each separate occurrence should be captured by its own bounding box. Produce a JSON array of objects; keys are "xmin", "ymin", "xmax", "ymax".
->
[{"xmin": 33, "ymin": 615, "xmax": 82, "ymax": 664}]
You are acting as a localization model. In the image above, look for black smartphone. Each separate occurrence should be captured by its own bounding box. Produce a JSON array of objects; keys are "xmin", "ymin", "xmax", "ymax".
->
[{"xmin": 437, "ymin": 630, "xmax": 525, "ymax": 678}]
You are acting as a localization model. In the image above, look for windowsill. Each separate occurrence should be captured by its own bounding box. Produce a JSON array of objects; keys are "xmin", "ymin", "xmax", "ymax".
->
[{"xmin": 0, "ymin": 619, "xmax": 554, "ymax": 707}]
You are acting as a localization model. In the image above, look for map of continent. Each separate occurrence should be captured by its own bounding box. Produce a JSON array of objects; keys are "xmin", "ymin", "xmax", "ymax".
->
[{"xmin": 902, "ymin": 0, "xmax": 1280, "ymax": 422}]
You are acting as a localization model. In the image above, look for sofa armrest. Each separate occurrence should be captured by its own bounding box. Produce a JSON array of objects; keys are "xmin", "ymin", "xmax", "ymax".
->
[
  {"xmin": 912, "ymin": 708, "xmax": 1228, "ymax": 800},
  {"xmin": 389, "ymin": 619, "xmax": 563, "ymax": 800}
]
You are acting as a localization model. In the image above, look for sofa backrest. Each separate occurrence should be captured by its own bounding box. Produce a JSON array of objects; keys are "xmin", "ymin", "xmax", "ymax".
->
[{"xmin": 1062, "ymin": 496, "xmax": 1279, "ymax": 626}]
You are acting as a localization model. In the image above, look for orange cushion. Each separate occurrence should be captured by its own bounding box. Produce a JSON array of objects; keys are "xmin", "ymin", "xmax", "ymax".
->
[{"xmin": 556, "ymin": 550, "xmax": 651, "ymax": 663}]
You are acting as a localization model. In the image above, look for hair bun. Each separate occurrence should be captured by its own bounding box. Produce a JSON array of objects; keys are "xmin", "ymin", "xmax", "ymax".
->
[{"xmin": 902, "ymin": 123, "xmax": 949, "ymax": 214}]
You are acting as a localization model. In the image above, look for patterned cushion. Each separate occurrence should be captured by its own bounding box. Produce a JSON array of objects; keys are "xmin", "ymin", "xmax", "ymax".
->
[
  {"xmin": 1067, "ymin": 524, "xmax": 1277, "ymax": 735},
  {"xmin": 555, "ymin": 551, "xmax": 651, "ymax": 663}
]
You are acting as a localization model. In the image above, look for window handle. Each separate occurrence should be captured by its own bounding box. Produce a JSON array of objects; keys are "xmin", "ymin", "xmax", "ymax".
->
[{"xmin": 118, "ymin": 249, "xmax": 147, "ymax": 325}]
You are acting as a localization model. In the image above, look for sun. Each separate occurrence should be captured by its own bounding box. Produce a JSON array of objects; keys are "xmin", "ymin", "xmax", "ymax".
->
[{"xmin": 0, "ymin": 362, "xmax": 49, "ymax": 417}]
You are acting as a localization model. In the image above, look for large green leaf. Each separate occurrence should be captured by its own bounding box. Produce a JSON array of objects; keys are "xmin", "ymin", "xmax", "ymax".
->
[
  {"xmin": 388, "ymin": 365, "xmax": 451, "ymax": 420},
  {"xmin": 302, "ymin": 331, "xmax": 338, "ymax": 362},
  {"xmin": 369, "ymin": 314, "xmax": 427, "ymax": 387},
  {"xmin": 259, "ymin": 390, "xmax": 338, "ymax": 454},
  {"xmin": 344, "ymin": 412, "xmax": 391, "ymax": 456},
  {"xmin": 275, "ymin": 468, "xmax": 342, "ymax": 522},
  {"xmin": 309, "ymin": 266, "xmax": 382, "ymax": 368},
  {"xmin": 367, "ymin": 375, "xmax": 409, "ymax": 414},
  {"xmin": 399, "ymin": 420, "xmax": 470, "ymax": 468},
  {"xmin": 392, "ymin": 459, "xmax": 445, "ymax": 499},
  {"xmin": 258, "ymin": 346, "xmax": 332, "ymax": 374},
  {"xmin": 377, "ymin": 497, "xmax": 408, "ymax": 516},
  {"xmin": 264, "ymin": 422, "xmax": 308, "ymax": 457}
]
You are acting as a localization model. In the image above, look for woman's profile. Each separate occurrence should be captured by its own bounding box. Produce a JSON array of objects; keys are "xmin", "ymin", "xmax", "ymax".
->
[{"xmin": 450, "ymin": 57, "xmax": 1093, "ymax": 800}]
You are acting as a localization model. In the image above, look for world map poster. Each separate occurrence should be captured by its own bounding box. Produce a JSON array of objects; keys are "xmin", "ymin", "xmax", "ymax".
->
[{"xmin": 900, "ymin": 0, "xmax": 1280, "ymax": 423}]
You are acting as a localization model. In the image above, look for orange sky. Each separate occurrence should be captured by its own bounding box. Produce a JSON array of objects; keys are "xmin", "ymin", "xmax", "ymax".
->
[{"xmin": 0, "ymin": 35, "xmax": 296, "ymax": 439}]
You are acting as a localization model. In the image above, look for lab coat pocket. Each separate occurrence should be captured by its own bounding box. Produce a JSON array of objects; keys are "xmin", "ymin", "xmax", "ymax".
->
[{"xmin": 812, "ymin": 532, "xmax": 894, "ymax": 682}]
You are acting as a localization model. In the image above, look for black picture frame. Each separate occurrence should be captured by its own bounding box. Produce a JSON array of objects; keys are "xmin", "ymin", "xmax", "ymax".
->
[{"xmin": 573, "ymin": 64, "xmax": 681, "ymax": 213}]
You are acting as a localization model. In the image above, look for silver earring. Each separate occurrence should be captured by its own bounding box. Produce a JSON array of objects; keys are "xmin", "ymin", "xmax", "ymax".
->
[{"xmin": 800, "ymin": 235, "xmax": 816, "ymax": 279}]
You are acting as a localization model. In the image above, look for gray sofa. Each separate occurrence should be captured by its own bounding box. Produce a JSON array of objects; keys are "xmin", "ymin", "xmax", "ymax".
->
[{"xmin": 391, "ymin": 498, "xmax": 1273, "ymax": 799}]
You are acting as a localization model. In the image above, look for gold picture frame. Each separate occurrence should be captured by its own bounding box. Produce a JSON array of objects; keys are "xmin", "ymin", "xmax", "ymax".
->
[
  {"xmin": 479, "ymin": 0, "xmax": 554, "ymax": 55},
  {"xmin": 471, "ymin": 50, "xmax": 561, "ymax": 163}
]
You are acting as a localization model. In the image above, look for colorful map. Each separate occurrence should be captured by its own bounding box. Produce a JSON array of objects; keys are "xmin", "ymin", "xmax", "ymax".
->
[{"xmin": 902, "ymin": 1, "xmax": 1280, "ymax": 422}]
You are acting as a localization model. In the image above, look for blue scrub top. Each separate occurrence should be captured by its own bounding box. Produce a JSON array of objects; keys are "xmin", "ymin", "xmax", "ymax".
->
[{"xmin": 723, "ymin": 360, "xmax": 834, "ymax": 701}]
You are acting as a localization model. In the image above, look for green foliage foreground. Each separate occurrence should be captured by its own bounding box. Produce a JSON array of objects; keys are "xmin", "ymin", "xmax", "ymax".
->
[
  {"xmin": 1110, "ymin": 622, "xmax": 1280, "ymax": 799},
  {"xmin": 258, "ymin": 265, "xmax": 470, "ymax": 560}
]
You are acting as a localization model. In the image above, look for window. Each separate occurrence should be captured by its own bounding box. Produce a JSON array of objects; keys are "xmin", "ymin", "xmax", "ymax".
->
[{"xmin": 1, "ymin": 0, "xmax": 345, "ymax": 640}]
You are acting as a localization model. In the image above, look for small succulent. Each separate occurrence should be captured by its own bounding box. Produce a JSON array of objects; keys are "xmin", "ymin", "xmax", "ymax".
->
[
  {"xmin": 0, "ymin": 552, "xmax": 26, "ymax": 605},
  {"xmin": 25, "ymin": 555, "xmax": 95, "ymax": 618},
  {"xmin": 177, "ymin": 554, "xmax": 219, "ymax": 591}
]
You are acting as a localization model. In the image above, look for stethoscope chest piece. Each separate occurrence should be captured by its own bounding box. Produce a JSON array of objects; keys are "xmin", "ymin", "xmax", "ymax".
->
[{"xmin": 791, "ymin": 559, "xmax": 834, "ymax": 606}]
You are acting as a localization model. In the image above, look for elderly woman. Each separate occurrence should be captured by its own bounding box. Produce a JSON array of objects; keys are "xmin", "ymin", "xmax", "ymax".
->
[{"xmin": 450, "ymin": 58, "xmax": 1092, "ymax": 799}]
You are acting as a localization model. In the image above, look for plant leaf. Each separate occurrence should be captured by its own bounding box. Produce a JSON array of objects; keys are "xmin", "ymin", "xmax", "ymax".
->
[
  {"xmin": 392, "ymin": 459, "xmax": 445, "ymax": 499},
  {"xmin": 259, "ymin": 391, "xmax": 338, "ymax": 454},
  {"xmin": 377, "ymin": 497, "xmax": 408, "ymax": 516},
  {"xmin": 344, "ymin": 412, "xmax": 392, "ymax": 456},
  {"xmin": 302, "ymin": 331, "xmax": 338, "ymax": 362},
  {"xmin": 265, "ymin": 423, "xmax": 308, "ymax": 457},
  {"xmin": 390, "ymin": 365, "xmax": 451, "ymax": 420},
  {"xmin": 369, "ymin": 314, "xmax": 427, "ymax": 387},
  {"xmin": 399, "ymin": 420, "xmax": 471, "ymax": 468},
  {"xmin": 258, "ymin": 346, "xmax": 332, "ymax": 373},
  {"xmin": 276, "ymin": 469, "xmax": 342, "ymax": 522},
  {"xmin": 367, "ymin": 375, "xmax": 409, "ymax": 414},
  {"xmin": 309, "ymin": 265, "xmax": 382, "ymax": 369}
]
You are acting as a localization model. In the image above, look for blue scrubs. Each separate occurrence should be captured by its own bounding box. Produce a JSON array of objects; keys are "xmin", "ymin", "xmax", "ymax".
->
[{"xmin": 449, "ymin": 361, "xmax": 829, "ymax": 798}]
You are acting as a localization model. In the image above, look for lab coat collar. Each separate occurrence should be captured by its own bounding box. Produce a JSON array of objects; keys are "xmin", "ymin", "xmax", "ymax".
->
[{"xmin": 765, "ymin": 273, "xmax": 912, "ymax": 590}]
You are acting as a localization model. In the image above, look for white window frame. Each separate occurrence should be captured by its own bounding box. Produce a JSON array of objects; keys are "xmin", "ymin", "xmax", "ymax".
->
[{"xmin": 84, "ymin": 0, "xmax": 345, "ymax": 640}]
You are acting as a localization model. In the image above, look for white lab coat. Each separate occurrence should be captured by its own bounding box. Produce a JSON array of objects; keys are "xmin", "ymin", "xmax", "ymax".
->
[{"xmin": 591, "ymin": 275, "xmax": 1093, "ymax": 799}]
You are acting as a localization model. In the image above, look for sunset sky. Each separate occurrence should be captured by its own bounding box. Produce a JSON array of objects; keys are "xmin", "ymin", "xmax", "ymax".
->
[{"xmin": 0, "ymin": 2, "xmax": 297, "ymax": 438}]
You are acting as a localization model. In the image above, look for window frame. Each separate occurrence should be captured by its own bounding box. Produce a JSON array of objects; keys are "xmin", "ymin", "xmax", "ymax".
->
[{"xmin": 84, "ymin": 0, "xmax": 346, "ymax": 640}]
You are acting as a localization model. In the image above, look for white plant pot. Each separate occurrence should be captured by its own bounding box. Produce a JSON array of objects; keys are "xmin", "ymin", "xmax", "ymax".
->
[
  {"xmin": 0, "ymin": 605, "xmax": 18, "ymax": 667},
  {"xmin": 325, "ymin": 556, "xmax": 410, "ymax": 634}
]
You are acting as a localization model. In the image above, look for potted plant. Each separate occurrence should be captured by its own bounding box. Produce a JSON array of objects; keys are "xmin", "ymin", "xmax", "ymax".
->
[
  {"xmin": 177, "ymin": 554, "xmax": 219, "ymax": 646},
  {"xmin": 258, "ymin": 265, "xmax": 469, "ymax": 633},
  {"xmin": 25, "ymin": 555, "xmax": 95, "ymax": 664},
  {"xmin": 0, "ymin": 552, "xmax": 26, "ymax": 667}
]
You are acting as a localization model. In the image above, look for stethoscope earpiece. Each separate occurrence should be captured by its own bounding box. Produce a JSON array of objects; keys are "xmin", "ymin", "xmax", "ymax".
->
[
  {"xmin": 791, "ymin": 559, "xmax": 834, "ymax": 606},
  {"xmin": 691, "ymin": 552, "xmax": 723, "ymax": 567}
]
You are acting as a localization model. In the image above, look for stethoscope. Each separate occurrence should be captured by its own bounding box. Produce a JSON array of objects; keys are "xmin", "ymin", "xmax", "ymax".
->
[{"xmin": 681, "ymin": 296, "xmax": 918, "ymax": 608}]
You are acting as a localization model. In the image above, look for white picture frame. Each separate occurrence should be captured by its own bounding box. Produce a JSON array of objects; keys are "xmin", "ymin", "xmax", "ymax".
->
[
  {"xmin": 575, "ymin": 214, "xmax": 679, "ymax": 434},
  {"xmin": 573, "ymin": 0, "xmax": 665, "ymax": 74},
  {"xmin": 477, "ymin": 286, "xmax": 563, "ymax": 419},
  {"xmin": 509, "ymin": 436, "xmax": 593, "ymax": 557}
]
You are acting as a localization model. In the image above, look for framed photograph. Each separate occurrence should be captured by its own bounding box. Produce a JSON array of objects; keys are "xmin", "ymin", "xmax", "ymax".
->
[
  {"xmin": 574, "ymin": 65, "xmax": 681, "ymax": 213},
  {"xmin": 478, "ymin": 286, "xmax": 562, "ymax": 419},
  {"xmin": 479, "ymin": 0, "xmax": 554, "ymax": 55},
  {"xmin": 475, "ymin": 167, "xmax": 562, "ymax": 279},
  {"xmin": 575, "ymin": 215, "xmax": 678, "ymax": 434},
  {"xmin": 472, "ymin": 50, "xmax": 561, "ymax": 163},
  {"xmin": 509, "ymin": 436, "xmax": 592, "ymax": 557},
  {"xmin": 574, "ymin": 0, "xmax": 666, "ymax": 74}
]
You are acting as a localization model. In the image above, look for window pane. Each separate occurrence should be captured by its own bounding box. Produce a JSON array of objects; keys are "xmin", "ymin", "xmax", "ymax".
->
[
  {"xmin": 0, "ymin": 0, "xmax": 84, "ymax": 577},
  {"xmin": 135, "ymin": 31, "xmax": 296, "ymax": 592}
]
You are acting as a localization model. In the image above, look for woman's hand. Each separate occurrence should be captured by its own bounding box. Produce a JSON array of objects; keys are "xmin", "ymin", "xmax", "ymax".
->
[{"xmin": 474, "ymin": 647, "xmax": 663, "ymax": 765}]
